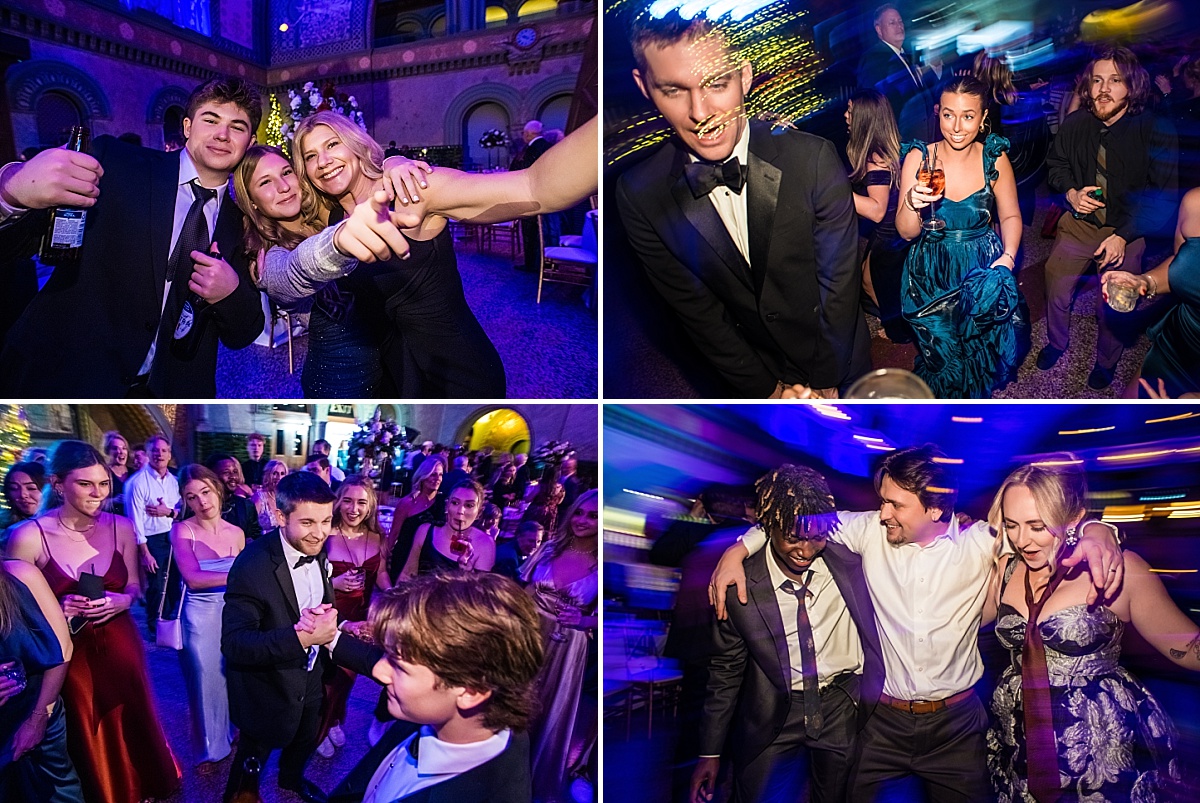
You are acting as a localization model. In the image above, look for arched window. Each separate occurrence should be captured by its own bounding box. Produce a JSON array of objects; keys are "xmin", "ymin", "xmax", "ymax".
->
[
  {"xmin": 36, "ymin": 91, "xmax": 83, "ymax": 148},
  {"xmin": 537, "ymin": 94, "xmax": 573, "ymax": 134},
  {"xmin": 517, "ymin": 0, "xmax": 557, "ymax": 19},
  {"xmin": 463, "ymin": 101, "xmax": 510, "ymax": 170},
  {"xmin": 163, "ymin": 105, "xmax": 185, "ymax": 145},
  {"xmin": 394, "ymin": 19, "xmax": 422, "ymax": 40},
  {"xmin": 485, "ymin": 5, "xmax": 509, "ymax": 27},
  {"xmin": 430, "ymin": 14, "xmax": 446, "ymax": 36}
]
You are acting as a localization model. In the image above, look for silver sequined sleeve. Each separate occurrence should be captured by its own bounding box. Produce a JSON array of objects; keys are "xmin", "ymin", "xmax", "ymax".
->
[{"xmin": 258, "ymin": 222, "xmax": 357, "ymax": 308}]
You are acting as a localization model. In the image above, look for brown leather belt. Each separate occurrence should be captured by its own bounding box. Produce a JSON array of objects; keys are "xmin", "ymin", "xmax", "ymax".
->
[{"xmin": 879, "ymin": 689, "xmax": 974, "ymax": 715}]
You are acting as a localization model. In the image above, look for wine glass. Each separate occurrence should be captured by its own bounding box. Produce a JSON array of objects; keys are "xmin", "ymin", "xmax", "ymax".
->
[
  {"xmin": 918, "ymin": 145, "xmax": 946, "ymax": 232},
  {"xmin": 845, "ymin": 368, "xmax": 935, "ymax": 399},
  {"xmin": 550, "ymin": 589, "xmax": 578, "ymax": 643}
]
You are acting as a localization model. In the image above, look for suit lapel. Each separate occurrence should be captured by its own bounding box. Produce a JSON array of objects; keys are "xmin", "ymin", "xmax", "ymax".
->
[
  {"xmin": 747, "ymin": 125, "xmax": 781, "ymax": 299},
  {"xmin": 270, "ymin": 532, "xmax": 302, "ymax": 621},
  {"xmin": 150, "ymin": 150, "xmax": 179, "ymax": 295},
  {"xmin": 746, "ymin": 550, "xmax": 790, "ymax": 691},
  {"xmin": 320, "ymin": 553, "xmax": 334, "ymax": 605},
  {"xmin": 667, "ymin": 142, "xmax": 754, "ymax": 292}
]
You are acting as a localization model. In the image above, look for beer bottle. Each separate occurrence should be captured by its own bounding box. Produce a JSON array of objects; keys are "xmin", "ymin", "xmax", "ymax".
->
[
  {"xmin": 39, "ymin": 126, "xmax": 90, "ymax": 266},
  {"xmin": 170, "ymin": 241, "xmax": 218, "ymax": 361}
]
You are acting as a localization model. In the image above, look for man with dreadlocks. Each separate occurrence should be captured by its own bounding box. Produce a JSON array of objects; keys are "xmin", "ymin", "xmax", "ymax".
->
[
  {"xmin": 690, "ymin": 464, "xmax": 883, "ymax": 803},
  {"xmin": 709, "ymin": 445, "xmax": 1126, "ymax": 802}
]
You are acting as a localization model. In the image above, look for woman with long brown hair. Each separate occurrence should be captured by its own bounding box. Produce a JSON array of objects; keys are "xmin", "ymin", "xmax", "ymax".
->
[
  {"xmin": 250, "ymin": 458, "xmax": 288, "ymax": 532},
  {"xmin": 846, "ymin": 88, "xmax": 912, "ymax": 344},
  {"xmin": 170, "ymin": 464, "xmax": 245, "ymax": 771},
  {"xmin": 314, "ymin": 475, "xmax": 390, "ymax": 759},
  {"xmin": 5, "ymin": 441, "xmax": 180, "ymax": 803}
]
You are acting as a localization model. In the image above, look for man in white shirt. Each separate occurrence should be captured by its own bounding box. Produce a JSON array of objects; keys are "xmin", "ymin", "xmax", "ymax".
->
[
  {"xmin": 221, "ymin": 471, "xmax": 378, "ymax": 803},
  {"xmin": 330, "ymin": 572, "xmax": 542, "ymax": 803},
  {"xmin": 313, "ymin": 439, "xmax": 346, "ymax": 483},
  {"xmin": 712, "ymin": 445, "xmax": 1124, "ymax": 802},
  {"xmin": 692, "ymin": 466, "xmax": 883, "ymax": 803},
  {"xmin": 123, "ymin": 434, "xmax": 179, "ymax": 639}
]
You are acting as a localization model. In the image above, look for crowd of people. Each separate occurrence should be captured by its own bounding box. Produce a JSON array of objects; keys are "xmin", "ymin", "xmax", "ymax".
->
[
  {"xmin": 688, "ymin": 447, "xmax": 1200, "ymax": 802},
  {"xmin": 0, "ymin": 431, "xmax": 598, "ymax": 803},
  {"xmin": 0, "ymin": 76, "xmax": 597, "ymax": 398},
  {"xmin": 616, "ymin": 5, "xmax": 1200, "ymax": 398}
]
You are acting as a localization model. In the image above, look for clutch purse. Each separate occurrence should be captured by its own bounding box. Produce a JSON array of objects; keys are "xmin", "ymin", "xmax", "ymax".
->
[{"xmin": 155, "ymin": 548, "xmax": 186, "ymax": 650}]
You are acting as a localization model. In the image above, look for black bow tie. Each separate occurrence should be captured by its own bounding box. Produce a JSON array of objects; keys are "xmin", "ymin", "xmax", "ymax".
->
[
  {"xmin": 293, "ymin": 554, "xmax": 319, "ymax": 569},
  {"xmin": 684, "ymin": 157, "xmax": 748, "ymax": 198}
]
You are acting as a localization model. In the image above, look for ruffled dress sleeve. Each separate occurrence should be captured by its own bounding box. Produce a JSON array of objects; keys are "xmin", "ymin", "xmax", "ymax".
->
[{"xmin": 983, "ymin": 133, "xmax": 1012, "ymax": 184}]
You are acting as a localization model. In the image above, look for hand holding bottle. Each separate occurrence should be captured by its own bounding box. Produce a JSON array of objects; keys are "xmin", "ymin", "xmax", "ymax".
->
[
  {"xmin": 188, "ymin": 242, "xmax": 239, "ymax": 305},
  {"xmin": 0, "ymin": 143, "xmax": 102, "ymax": 210}
]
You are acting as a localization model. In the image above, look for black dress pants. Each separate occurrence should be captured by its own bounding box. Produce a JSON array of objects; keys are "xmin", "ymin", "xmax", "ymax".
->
[
  {"xmin": 734, "ymin": 676, "xmax": 859, "ymax": 803},
  {"xmin": 848, "ymin": 693, "xmax": 991, "ymax": 803},
  {"xmin": 224, "ymin": 666, "xmax": 325, "ymax": 801}
]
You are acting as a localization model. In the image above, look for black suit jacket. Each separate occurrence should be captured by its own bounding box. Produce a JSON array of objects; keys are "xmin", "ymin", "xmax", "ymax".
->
[
  {"xmin": 222, "ymin": 529, "xmax": 381, "ymax": 748},
  {"xmin": 857, "ymin": 40, "xmax": 935, "ymax": 142},
  {"xmin": 699, "ymin": 542, "xmax": 884, "ymax": 768},
  {"xmin": 615, "ymin": 123, "xmax": 870, "ymax": 396},
  {"xmin": 0, "ymin": 137, "xmax": 264, "ymax": 397},
  {"xmin": 331, "ymin": 724, "xmax": 531, "ymax": 803},
  {"xmin": 518, "ymin": 136, "xmax": 551, "ymax": 170},
  {"xmin": 241, "ymin": 457, "xmax": 269, "ymax": 487}
]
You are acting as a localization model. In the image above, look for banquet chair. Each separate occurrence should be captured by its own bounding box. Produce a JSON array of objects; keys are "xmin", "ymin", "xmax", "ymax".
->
[
  {"xmin": 268, "ymin": 300, "xmax": 295, "ymax": 374},
  {"xmin": 537, "ymin": 216, "xmax": 596, "ymax": 303},
  {"xmin": 605, "ymin": 615, "xmax": 683, "ymax": 739}
]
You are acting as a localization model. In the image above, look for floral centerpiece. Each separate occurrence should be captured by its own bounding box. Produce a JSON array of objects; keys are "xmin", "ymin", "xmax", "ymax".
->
[
  {"xmin": 347, "ymin": 411, "xmax": 409, "ymax": 478},
  {"xmin": 478, "ymin": 127, "xmax": 509, "ymax": 169},
  {"xmin": 280, "ymin": 81, "xmax": 366, "ymax": 146}
]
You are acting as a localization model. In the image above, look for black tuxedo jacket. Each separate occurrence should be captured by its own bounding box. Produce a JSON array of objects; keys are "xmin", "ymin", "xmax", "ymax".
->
[
  {"xmin": 857, "ymin": 40, "xmax": 935, "ymax": 142},
  {"xmin": 222, "ymin": 529, "xmax": 381, "ymax": 748},
  {"xmin": 518, "ymin": 136, "xmax": 551, "ymax": 169},
  {"xmin": 330, "ymin": 724, "xmax": 531, "ymax": 803},
  {"xmin": 0, "ymin": 136, "xmax": 264, "ymax": 397},
  {"xmin": 699, "ymin": 542, "xmax": 884, "ymax": 768},
  {"xmin": 615, "ymin": 123, "xmax": 870, "ymax": 396}
]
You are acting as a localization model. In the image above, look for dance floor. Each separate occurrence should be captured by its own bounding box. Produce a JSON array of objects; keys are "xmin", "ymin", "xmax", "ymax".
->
[
  {"xmin": 137, "ymin": 601, "xmax": 379, "ymax": 802},
  {"xmin": 215, "ymin": 234, "xmax": 597, "ymax": 399},
  {"xmin": 605, "ymin": 184, "xmax": 1164, "ymax": 399}
]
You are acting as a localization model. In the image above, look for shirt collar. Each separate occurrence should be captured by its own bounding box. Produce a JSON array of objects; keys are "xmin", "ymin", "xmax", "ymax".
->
[
  {"xmin": 178, "ymin": 146, "xmax": 227, "ymax": 199},
  {"xmin": 413, "ymin": 725, "xmax": 510, "ymax": 776},
  {"xmin": 764, "ymin": 539, "xmax": 825, "ymax": 593},
  {"xmin": 279, "ymin": 531, "xmax": 314, "ymax": 567},
  {"xmin": 882, "ymin": 40, "xmax": 905, "ymax": 60}
]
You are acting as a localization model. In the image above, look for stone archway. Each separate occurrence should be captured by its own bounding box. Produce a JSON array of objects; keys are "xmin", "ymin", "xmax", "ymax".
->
[
  {"xmin": 523, "ymin": 73, "xmax": 577, "ymax": 123},
  {"xmin": 7, "ymin": 60, "xmax": 111, "ymax": 118},
  {"xmin": 147, "ymin": 86, "xmax": 191, "ymax": 150},
  {"xmin": 455, "ymin": 407, "xmax": 532, "ymax": 456},
  {"xmin": 442, "ymin": 82, "xmax": 522, "ymax": 145}
]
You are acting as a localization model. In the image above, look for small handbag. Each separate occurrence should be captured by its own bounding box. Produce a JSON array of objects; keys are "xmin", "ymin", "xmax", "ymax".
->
[{"xmin": 155, "ymin": 548, "xmax": 186, "ymax": 650}]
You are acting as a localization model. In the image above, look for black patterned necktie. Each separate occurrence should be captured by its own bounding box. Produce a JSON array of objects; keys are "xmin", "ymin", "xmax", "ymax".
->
[
  {"xmin": 167, "ymin": 180, "xmax": 218, "ymax": 282},
  {"xmin": 782, "ymin": 573, "xmax": 822, "ymax": 738},
  {"xmin": 1094, "ymin": 128, "xmax": 1109, "ymax": 227},
  {"xmin": 684, "ymin": 157, "xmax": 748, "ymax": 198}
]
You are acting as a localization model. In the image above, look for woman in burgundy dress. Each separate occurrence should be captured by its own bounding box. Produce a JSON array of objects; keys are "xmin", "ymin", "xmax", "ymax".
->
[
  {"xmin": 5, "ymin": 441, "xmax": 179, "ymax": 803},
  {"xmin": 314, "ymin": 476, "xmax": 392, "ymax": 759}
]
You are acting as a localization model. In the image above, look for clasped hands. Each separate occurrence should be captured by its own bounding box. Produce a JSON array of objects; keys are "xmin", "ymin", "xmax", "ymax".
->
[
  {"xmin": 769, "ymin": 381, "xmax": 838, "ymax": 400},
  {"xmin": 294, "ymin": 602, "xmax": 340, "ymax": 649}
]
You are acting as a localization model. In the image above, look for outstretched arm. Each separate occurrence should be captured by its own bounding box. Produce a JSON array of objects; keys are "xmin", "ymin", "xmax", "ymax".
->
[
  {"xmin": 1121, "ymin": 551, "xmax": 1200, "ymax": 671},
  {"xmin": 410, "ymin": 117, "xmax": 597, "ymax": 225}
]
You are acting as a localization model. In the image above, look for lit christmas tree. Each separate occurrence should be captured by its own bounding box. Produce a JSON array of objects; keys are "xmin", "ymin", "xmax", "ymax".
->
[
  {"xmin": 0, "ymin": 405, "xmax": 31, "ymax": 518},
  {"xmin": 266, "ymin": 93, "xmax": 286, "ymax": 151}
]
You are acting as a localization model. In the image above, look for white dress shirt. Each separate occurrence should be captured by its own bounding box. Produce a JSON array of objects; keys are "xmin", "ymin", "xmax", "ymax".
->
[
  {"xmin": 742, "ymin": 510, "xmax": 996, "ymax": 700},
  {"xmin": 123, "ymin": 465, "xmax": 180, "ymax": 544},
  {"xmin": 689, "ymin": 124, "xmax": 751, "ymax": 263},
  {"xmin": 363, "ymin": 726, "xmax": 510, "ymax": 803},
  {"xmin": 764, "ymin": 549, "xmax": 863, "ymax": 689},
  {"xmin": 137, "ymin": 147, "xmax": 226, "ymax": 376},
  {"xmin": 279, "ymin": 532, "xmax": 327, "ymax": 670}
]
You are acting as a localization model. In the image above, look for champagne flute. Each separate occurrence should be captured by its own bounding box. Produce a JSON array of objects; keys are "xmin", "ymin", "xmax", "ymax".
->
[{"xmin": 918, "ymin": 145, "xmax": 946, "ymax": 232}]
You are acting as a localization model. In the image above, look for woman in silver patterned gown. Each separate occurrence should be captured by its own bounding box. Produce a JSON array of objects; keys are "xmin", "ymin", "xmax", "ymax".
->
[{"xmin": 983, "ymin": 462, "xmax": 1199, "ymax": 802}]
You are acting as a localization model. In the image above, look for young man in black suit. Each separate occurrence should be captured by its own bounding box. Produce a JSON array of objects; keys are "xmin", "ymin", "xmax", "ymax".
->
[
  {"xmin": 330, "ymin": 572, "xmax": 543, "ymax": 803},
  {"xmin": 616, "ymin": 13, "xmax": 870, "ymax": 398},
  {"xmin": 856, "ymin": 4, "xmax": 935, "ymax": 142},
  {"xmin": 221, "ymin": 471, "xmax": 380, "ymax": 803},
  {"xmin": 241, "ymin": 433, "xmax": 269, "ymax": 488},
  {"xmin": 0, "ymin": 76, "xmax": 265, "ymax": 397},
  {"xmin": 690, "ymin": 465, "xmax": 883, "ymax": 803}
]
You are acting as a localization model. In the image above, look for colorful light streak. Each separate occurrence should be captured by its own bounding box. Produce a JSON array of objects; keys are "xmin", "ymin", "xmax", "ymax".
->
[
  {"xmin": 624, "ymin": 488, "xmax": 667, "ymax": 501},
  {"xmin": 1145, "ymin": 412, "xmax": 1197, "ymax": 424},
  {"xmin": 1058, "ymin": 426, "xmax": 1116, "ymax": 435},
  {"xmin": 951, "ymin": 417, "xmax": 983, "ymax": 423}
]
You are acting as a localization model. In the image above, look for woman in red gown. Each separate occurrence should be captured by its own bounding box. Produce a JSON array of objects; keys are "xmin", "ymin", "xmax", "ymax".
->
[
  {"xmin": 314, "ymin": 476, "xmax": 391, "ymax": 759},
  {"xmin": 5, "ymin": 441, "xmax": 180, "ymax": 803}
]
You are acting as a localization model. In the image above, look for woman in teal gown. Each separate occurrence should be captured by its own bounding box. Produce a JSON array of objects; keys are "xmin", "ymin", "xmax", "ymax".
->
[
  {"xmin": 896, "ymin": 77, "xmax": 1029, "ymax": 398},
  {"xmin": 1102, "ymin": 186, "xmax": 1200, "ymax": 398}
]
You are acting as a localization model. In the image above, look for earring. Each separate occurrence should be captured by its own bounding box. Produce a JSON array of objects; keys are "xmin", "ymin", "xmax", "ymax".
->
[{"xmin": 1064, "ymin": 525, "xmax": 1078, "ymax": 548}]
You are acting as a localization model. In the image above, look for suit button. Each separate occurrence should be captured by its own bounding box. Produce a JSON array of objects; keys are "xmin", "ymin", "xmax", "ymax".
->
[
  {"xmin": 765, "ymin": 313, "xmax": 778, "ymax": 322},
  {"xmin": 145, "ymin": 321, "xmax": 156, "ymax": 333}
]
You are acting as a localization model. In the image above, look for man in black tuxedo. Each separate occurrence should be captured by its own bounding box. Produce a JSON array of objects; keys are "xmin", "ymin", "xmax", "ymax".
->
[
  {"xmin": 691, "ymin": 465, "xmax": 884, "ymax": 803},
  {"xmin": 221, "ymin": 471, "xmax": 380, "ymax": 803},
  {"xmin": 857, "ymin": 4, "xmax": 935, "ymax": 142},
  {"xmin": 515, "ymin": 120, "xmax": 552, "ymax": 273},
  {"xmin": 330, "ymin": 572, "xmax": 542, "ymax": 803},
  {"xmin": 0, "ymin": 76, "xmax": 264, "ymax": 397},
  {"xmin": 616, "ymin": 13, "xmax": 870, "ymax": 398},
  {"xmin": 241, "ymin": 433, "xmax": 269, "ymax": 488}
]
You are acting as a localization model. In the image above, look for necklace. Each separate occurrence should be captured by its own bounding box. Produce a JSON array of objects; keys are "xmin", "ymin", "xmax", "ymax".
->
[
  {"xmin": 57, "ymin": 509, "xmax": 98, "ymax": 542},
  {"xmin": 340, "ymin": 530, "xmax": 367, "ymax": 568}
]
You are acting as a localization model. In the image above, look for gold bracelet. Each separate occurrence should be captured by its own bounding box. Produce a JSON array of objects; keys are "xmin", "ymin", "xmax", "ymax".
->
[{"xmin": 903, "ymin": 192, "xmax": 918, "ymax": 213}]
